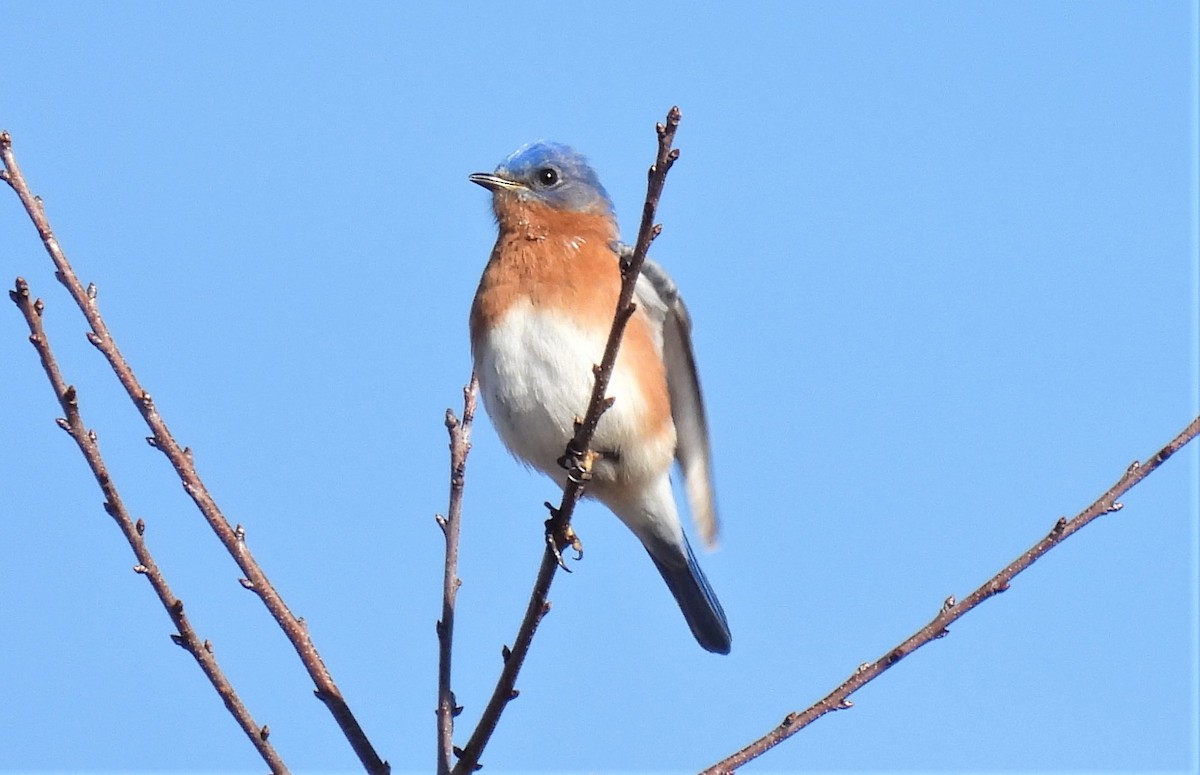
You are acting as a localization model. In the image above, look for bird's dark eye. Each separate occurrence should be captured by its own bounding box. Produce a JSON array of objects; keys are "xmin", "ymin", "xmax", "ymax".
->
[{"xmin": 536, "ymin": 167, "xmax": 559, "ymax": 186}]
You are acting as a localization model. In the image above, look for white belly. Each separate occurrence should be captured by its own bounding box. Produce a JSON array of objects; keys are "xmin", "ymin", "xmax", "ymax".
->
[{"xmin": 473, "ymin": 301, "xmax": 673, "ymax": 488}]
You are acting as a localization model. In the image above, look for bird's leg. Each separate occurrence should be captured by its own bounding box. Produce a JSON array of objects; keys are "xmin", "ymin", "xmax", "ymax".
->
[
  {"xmin": 556, "ymin": 419, "xmax": 592, "ymax": 484},
  {"xmin": 544, "ymin": 502, "xmax": 584, "ymax": 569},
  {"xmin": 548, "ymin": 421, "xmax": 615, "ymax": 566}
]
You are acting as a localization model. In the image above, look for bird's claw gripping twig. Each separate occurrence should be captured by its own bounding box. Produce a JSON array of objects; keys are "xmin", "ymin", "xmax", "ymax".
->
[
  {"xmin": 556, "ymin": 436, "xmax": 595, "ymax": 485},
  {"xmin": 543, "ymin": 503, "xmax": 584, "ymax": 570}
]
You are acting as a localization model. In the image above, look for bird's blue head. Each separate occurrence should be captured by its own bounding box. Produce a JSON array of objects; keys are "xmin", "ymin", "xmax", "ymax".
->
[{"xmin": 469, "ymin": 141, "xmax": 614, "ymax": 217}]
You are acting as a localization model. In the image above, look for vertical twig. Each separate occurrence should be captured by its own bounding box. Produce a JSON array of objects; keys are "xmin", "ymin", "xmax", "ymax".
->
[
  {"xmin": 436, "ymin": 377, "xmax": 478, "ymax": 775},
  {"xmin": 450, "ymin": 106, "xmax": 684, "ymax": 775},
  {"xmin": 8, "ymin": 278, "xmax": 290, "ymax": 774},
  {"xmin": 700, "ymin": 415, "xmax": 1200, "ymax": 773},
  {"xmin": 1, "ymin": 131, "xmax": 389, "ymax": 775}
]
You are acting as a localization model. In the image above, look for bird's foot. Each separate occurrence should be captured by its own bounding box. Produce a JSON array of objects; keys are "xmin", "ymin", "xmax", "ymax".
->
[
  {"xmin": 556, "ymin": 438, "xmax": 596, "ymax": 485},
  {"xmin": 544, "ymin": 503, "xmax": 583, "ymax": 570}
]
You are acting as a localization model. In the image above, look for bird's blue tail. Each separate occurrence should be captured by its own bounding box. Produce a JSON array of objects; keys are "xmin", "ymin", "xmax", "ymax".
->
[{"xmin": 647, "ymin": 533, "xmax": 731, "ymax": 654}]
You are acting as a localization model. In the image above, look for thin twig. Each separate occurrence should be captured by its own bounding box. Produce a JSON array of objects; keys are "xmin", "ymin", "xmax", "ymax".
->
[
  {"xmin": 8, "ymin": 277, "xmax": 290, "ymax": 774},
  {"xmin": 450, "ymin": 106, "xmax": 684, "ymax": 775},
  {"xmin": 701, "ymin": 414, "xmax": 1200, "ymax": 773},
  {"xmin": 1, "ymin": 131, "xmax": 389, "ymax": 775},
  {"xmin": 437, "ymin": 377, "xmax": 478, "ymax": 775}
]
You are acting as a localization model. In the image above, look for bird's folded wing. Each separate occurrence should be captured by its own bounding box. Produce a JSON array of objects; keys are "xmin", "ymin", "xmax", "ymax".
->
[{"xmin": 634, "ymin": 254, "xmax": 720, "ymax": 548}]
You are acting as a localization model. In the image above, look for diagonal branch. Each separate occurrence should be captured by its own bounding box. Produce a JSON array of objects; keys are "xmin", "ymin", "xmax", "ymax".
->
[
  {"xmin": 1, "ymin": 131, "xmax": 389, "ymax": 775},
  {"xmin": 450, "ymin": 106, "xmax": 684, "ymax": 775},
  {"xmin": 436, "ymin": 377, "xmax": 478, "ymax": 775},
  {"xmin": 701, "ymin": 414, "xmax": 1200, "ymax": 773},
  {"xmin": 9, "ymin": 277, "xmax": 290, "ymax": 774}
]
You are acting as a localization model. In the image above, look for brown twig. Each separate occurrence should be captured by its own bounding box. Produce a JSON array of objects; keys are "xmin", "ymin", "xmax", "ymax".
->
[
  {"xmin": 8, "ymin": 277, "xmax": 290, "ymax": 774},
  {"xmin": 1, "ymin": 131, "xmax": 389, "ymax": 775},
  {"xmin": 701, "ymin": 414, "xmax": 1200, "ymax": 774},
  {"xmin": 450, "ymin": 106, "xmax": 684, "ymax": 775},
  {"xmin": 436, "ymin": 377, "xmax": 478, "ymax": 775}
]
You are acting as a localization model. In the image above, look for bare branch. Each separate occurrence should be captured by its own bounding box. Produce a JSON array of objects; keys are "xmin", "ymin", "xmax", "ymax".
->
[
  {"xmin": 437, "ymin": 377, "xmax": 478, "ymax": 775},
  {"xmin": 8, "ymin": 277, "xmax": 290, "ymax": 774},
  {"xmin": 700, "ymin": 414, "xmax": 1200, "ymax": 773},
  {"xmin": 1, "ymin": 131, "xmax": 389, "ymax": 775},
  {"xmin": 451, "ymin": 106, "xmax": 684, "ymax": 775}
]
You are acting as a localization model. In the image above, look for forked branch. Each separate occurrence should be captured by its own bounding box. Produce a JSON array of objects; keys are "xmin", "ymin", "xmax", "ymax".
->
[
  {"xmin": 9, "ymin": 278, "xmax": 289, "ymax": 774},
  {"xmin": 1, "ymin": 131, "xmax": 387, "ymax": 775}
]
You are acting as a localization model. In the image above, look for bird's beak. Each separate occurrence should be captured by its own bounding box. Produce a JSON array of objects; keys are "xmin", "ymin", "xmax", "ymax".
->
[{"xmin": 469, "ymin": 172, "xmax": 524, "ymax": 192}]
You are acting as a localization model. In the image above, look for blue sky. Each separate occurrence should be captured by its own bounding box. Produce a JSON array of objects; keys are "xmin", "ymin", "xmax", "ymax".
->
[{"xmin": 2, "ymin": 3, "xmax": 1197, "ymax": 773}]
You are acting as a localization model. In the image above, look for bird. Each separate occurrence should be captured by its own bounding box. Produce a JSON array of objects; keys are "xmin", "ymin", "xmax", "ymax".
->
[{"xmin": 468, "ymin": 141, "xmax": 731, "ymax": 654}]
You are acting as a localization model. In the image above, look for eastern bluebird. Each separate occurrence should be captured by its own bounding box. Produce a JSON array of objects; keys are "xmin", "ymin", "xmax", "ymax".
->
[{"xmin": 469, "ymin": 141, "xmax": 731, "ymax": 654}]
